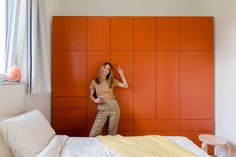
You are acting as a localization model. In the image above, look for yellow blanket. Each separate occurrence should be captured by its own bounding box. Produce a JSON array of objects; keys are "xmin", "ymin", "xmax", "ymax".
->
[{"xmin": 97, "ymin": 135, "xmax": 199, "ymax": 157}]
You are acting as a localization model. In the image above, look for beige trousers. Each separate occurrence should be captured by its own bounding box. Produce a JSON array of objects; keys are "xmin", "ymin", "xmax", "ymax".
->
[{"xmin": 89, "ymin": 98, "xmax": 120, "ymax": 137}]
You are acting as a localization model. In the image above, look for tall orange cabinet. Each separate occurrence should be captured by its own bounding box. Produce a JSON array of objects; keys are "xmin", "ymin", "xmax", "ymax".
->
[{"xmin": 52, "ymin": 16, "xmax": 214, "ymax": 145}]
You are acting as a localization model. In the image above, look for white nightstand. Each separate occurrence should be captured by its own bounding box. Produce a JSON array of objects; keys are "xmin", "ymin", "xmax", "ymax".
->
[{"xmin": 198, "ymin": 134, "xmax": 231, "ymax": 157}]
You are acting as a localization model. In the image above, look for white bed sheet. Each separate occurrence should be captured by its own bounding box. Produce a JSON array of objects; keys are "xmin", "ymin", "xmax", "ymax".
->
[
  {"xmin": 59, "ymin": 136, "xmax": 120, "ymax": 157},
  {"xmin": 166, "ymin": 136, "xmax": 209, "ymax": 157},
  {"xmin": 36, "ymin": 135, "xmax": 209, "ymax": 157}
]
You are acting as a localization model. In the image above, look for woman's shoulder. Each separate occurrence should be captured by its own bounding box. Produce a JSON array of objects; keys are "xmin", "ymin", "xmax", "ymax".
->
[
  {"xmin": 90, "ymin": 79, "xmax": 97, "ymax": 89},
  {"xmin": 91, "ymin": 79, "xmax": 96, "ymax": 84},
  {"xmin": 91, "ymin": 79, "xmax": 99, "ymax": 85}
]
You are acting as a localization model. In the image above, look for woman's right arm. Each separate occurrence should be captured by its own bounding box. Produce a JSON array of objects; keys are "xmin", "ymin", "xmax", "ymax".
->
[{"xmin": 90, "ymin": 88, "xmax": 101, "ymax": 104}]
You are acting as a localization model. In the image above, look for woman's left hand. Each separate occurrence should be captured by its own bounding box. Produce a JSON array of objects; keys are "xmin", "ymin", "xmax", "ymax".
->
[
  {"xmin": 116, "ymin": 66, "xmax": 124, "ymax": 76},
  {"xmin": 116, "ymin": 65, "xmax": 128, "ymax": 88}
]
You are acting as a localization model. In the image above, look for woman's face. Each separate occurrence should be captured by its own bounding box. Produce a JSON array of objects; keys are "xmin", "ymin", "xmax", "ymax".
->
[{"xmin": 103, "ymin": 64, "xmax": 111, "ymax": 76}]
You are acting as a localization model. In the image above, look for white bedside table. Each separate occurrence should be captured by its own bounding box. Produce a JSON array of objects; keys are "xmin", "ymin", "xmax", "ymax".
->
[{"xmin": 198, "ymin": 134, "xmax": 231, "ymax": 157}]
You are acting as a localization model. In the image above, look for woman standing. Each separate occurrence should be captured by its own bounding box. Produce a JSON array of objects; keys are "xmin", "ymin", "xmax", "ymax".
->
[{"xmin": 89, "ymin": 62, "xmax": 128, "ymax": 137}]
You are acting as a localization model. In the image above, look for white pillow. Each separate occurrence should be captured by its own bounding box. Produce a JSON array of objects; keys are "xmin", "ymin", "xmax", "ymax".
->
[
  {"xmin": 0, "ymin": 110, "xmax": 55, "ymax": 157},
  {"xmin": 0, "ymin": 116, "xmax": 14, "ymax": 157},
  {"xmin": 0, "ymin": 116, "xmax": 13, "ymax": 121}
]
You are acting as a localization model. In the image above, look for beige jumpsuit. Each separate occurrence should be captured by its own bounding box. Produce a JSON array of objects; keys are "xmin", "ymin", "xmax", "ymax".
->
[{"xmin": 89, "ymin": 79, "xmax": 121, "ymax": 137}]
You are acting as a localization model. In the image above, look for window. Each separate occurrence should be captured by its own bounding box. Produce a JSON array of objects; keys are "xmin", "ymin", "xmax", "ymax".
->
[{"xmin": 0, "ymin": 0, "xmax": 6, "ymax": 73}]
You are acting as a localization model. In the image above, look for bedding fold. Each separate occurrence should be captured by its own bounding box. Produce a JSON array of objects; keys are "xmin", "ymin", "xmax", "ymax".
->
[
  {"xmin": 97, "ymin": 135, "xmax": 199, "ymax": 157},
  {"xmin": 35, "ymin": 135, "xmax": 69, "ymax": 157}
]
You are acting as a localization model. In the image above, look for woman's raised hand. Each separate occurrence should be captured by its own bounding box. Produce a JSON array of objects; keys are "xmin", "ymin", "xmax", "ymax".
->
[
  {"xmin": 116, "ymin": 66, "xmax": 124, "ymax": 76},
  {"xmin": 116, "ymin": 65, "xmax": 128, "ymax": 88}
]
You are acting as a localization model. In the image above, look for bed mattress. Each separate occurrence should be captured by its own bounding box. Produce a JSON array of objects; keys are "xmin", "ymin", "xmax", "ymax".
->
[{"xmin": 35, "ymin": 135, "xmax": 209, "ymax": 157}]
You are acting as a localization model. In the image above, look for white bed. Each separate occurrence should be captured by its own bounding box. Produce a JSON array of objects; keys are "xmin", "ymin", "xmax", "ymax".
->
[
  {"xmin": 0, "ymin": 109, "xmax": 210, "ymax": 157},
  {"xmin": 35, "ymin": 135, "xmax": 210, "ymax": 157}
]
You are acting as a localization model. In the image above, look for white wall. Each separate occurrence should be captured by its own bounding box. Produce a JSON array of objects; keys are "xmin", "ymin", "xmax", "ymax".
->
[
  {"xmin": 45, "ymin": 0, "xmax": 205, "ymax": 16},
  {"xmin": 27, "ymin": 93, "xmax": 51, "ymax": 121},
  {"xmin": 0, "ymin": 83, "xmax": 51, "ymax": 122},
  {"xmin": 0, "ymin": 83, "xmax": 27, "ymax": 116},
  {"xmin": 201, "ymin": 0, "xmax": 236, "ymax": 156},
  {"xmin": 43, "ymin": 0, "xmax": 236, "ymax": 156}
]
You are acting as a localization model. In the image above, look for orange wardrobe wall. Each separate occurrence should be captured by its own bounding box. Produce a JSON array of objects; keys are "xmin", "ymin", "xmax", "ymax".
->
[{"xmin": 52, "ymin": 16, "xmax": 214, "ymax": 145}]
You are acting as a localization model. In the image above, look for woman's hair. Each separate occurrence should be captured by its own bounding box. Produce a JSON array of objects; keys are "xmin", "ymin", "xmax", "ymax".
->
[{"xmin": 95, "ymin": 62, "xmax": 114, "ymax": 88}]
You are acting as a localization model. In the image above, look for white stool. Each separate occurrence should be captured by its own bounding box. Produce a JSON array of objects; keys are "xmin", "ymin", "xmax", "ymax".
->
[{"xmin": 198, "ymin": 134, "xmax": 231, "ymax": 157}]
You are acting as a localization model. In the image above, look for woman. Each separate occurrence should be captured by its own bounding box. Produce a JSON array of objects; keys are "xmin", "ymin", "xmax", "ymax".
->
[{"xmin": 89, "ymin": 62, "xmax": 128, "ymax": 137}]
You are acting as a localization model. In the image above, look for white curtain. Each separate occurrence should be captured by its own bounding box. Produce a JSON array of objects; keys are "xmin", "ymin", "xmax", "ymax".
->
[{"xmin": 5, "ymin": 0, "xmax": 50, "ymax": 94}]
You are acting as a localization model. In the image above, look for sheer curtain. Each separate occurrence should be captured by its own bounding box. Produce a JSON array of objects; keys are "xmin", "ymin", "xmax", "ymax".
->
[
  {"xmin": 0, "ymin": 0, "xmax": 6, "ymax": 73},
  {"xmin": 5, "ymin": 0, "xmax": 50, "ymax": 94}
]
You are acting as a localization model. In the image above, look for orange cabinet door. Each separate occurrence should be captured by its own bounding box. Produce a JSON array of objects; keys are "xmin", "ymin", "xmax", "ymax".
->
[
  {"xmin": 87, "ymin": 51, "xmax": 110, "ymax": 119},
  {"xmin": 88, "ymin": 17, "xmax": 110, "ymax": 50},
  {"xmin": 157, "ymin": 17, "xmax": 179, "ymax": 50},
  {"xmin": 118, "ymin": 120, "xmax": 133, "ymax": 135},
  {"xmin": 52, "ymin": 120, "xmax": 87, "ymax": 133},
  {"xmin": 134, "ymin": 17, "xmax": 157, "ymax": 50},
  {"xmin": 180, "ymin": 51, "xmax": 214, "ymax": 119},
  {"xmin": 111, "ymin": 51, "xmax": 133, "ymax": 120},
  {"xmin": 134, "ymin": 120, "xmax": 179, "ymax": 132},
  {"xmin": 52, "ymin": 97, "xmax": 86, "ymax": 109},
  {"xmin": 180, "ymin": 120, "xmax": 214, "ymax": 131},
  {"xmin": 52, "ymin": 16, "xmax": 87, "ymax": 50},
  {"xmin": 157, "ymin": 51, "xmax": 179, "ymax": 119},
  {"xmin": 180, "ymin": 17, "xmax": 213, "ymax": 51},
  {"xmin": 52, "ymin": 51, "xmax": 87, "ymax": 85},
  {"xmin": 111, "ymin": 17, "xmax": 133, "ymax": 50},
  {"xmin": 52, "ymin": 109, "xmax": 86, "ymax": 120},
  {"xmin": 52, "ymin": 85, "xmax": 87, "ymax": 97},
  {"xmin": 134, "ymin": 51, "xmax": 156, "ymax": 119}
]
